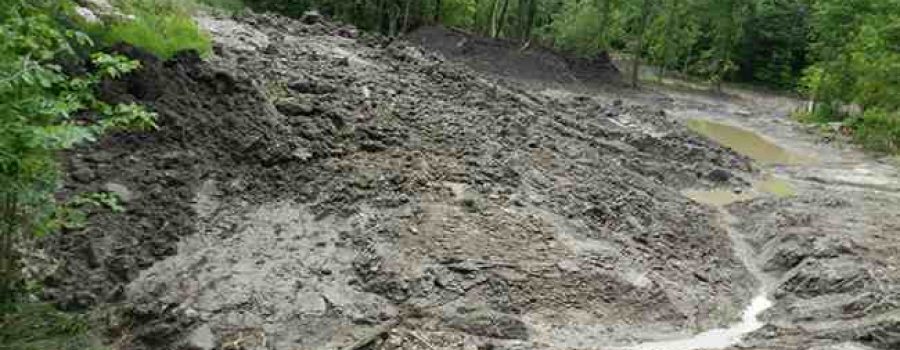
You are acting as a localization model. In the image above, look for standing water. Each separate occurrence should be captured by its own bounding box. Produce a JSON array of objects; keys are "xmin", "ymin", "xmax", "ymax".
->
[
  {"xmin": 687, "ymin": 119, "xmax": 814, "ymax": 165},
  {"xmin": 619, "ymin": 294, "xmax": 773, "ymax": 350},
  {"xmin": 618, "ymin": 199, "xmax": 775, "ymax": 350},
  {"xmin": 616, "ymin": 119, "xmax": 795, "ymax": 350}
]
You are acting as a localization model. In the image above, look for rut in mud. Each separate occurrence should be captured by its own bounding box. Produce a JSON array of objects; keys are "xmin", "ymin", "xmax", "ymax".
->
[{"xmin": 35, "ymin": 11, "xmax": 900, "ymax": 350}]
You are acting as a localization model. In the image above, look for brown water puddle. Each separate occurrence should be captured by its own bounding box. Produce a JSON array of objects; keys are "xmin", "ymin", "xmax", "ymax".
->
[
  {"xmin": 685, "ymin": 178, "xmax": 795, "ymax": 207},
  {"xmin": 687, "ymin": 119, "xmax": 813, "ymax": 165}
]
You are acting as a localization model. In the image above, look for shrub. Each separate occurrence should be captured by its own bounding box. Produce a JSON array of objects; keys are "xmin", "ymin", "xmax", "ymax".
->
[
  {"xmin": 1, "ymin": 0, "xmax": 156, "ymax": 302},
  {"xmin": 848, "ymin": 109, "xmax": 900, "ymax": 153}
]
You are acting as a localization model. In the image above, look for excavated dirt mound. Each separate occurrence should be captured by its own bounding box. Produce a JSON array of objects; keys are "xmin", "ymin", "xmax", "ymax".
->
[
  {"xmin": 407, "ymin": 26, "xmax": 621, "ymax": 90},
  {"xmin": 39, "ymin": 13, "xmax": 768, "ymax": 350}
]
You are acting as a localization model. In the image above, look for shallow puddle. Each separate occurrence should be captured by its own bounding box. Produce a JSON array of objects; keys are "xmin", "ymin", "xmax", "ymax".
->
[
  {"xmin": 684, "ymin": 177, "xmax": 795, "ymax": 206},
  {"xmin": 683, "ymin": 189, "xmax": 756, "ymax": 206},
  {"xmin": 754, "ymin": 178, "xmax": 795, "ymax": 197},
  {"xmin": 687, "ymin": 119, "xmax": 812, "ymax": 165}
]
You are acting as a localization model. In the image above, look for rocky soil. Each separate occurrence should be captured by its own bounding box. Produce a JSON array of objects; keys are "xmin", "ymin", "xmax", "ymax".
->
[{"xmin": 35, "ymin": 10, "xmax": 900, "ymax": 350}]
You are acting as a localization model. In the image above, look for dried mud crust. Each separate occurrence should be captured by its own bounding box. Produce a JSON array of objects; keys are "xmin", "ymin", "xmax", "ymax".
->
[{"xmin": 41, "ymin": 13, "xmax": 764, "ymax": 350}]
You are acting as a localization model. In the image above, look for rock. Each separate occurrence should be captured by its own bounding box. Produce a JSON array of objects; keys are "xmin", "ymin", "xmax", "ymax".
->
[
  {"xmin": 70, "ymin": 164, "xmax": 95, "ymax": 183},
  {"xmin": 76, "ymin": 0, "xmax": 134, "ymax": 22},
  {"xmin": 360, "ymin": 140, "xmax": 388, "ymax": 152},
  {"xmin": 446, "ymin": 310, "xmax": 529, "ymax": 340},
  {"xmin": 74, "ymin": 6, "xmax": 100, "ymax": 23},
  {"xmin": 291, "ymin": 147, "xmax": 313, "ymax": 162},
  {"xmin": 807, "ymin": 342, "xmax": 878, "ymax": 350},
  {"xmin": 275, "ymin": 99, "xmax": 314, "ymax": 116},
  {"xmin": 334, "ymin": 27, "xmax": 359, "ymax": 39},
  {"xmin": 183, "ymin": 308, "xmax": 200, "ymax": 320},
  {"xmin": 775, "ymin": 257, "xmax": 870, "ymax": 298},
  {"xmin": 104, "ymin": 182, "xmax": 134, "ymax": 203},
  {"xmin": 556, "ymin": 260, "xmax": 581, "ymax": 273},
  {"xmin": 184, "ymin": 324, "xmax": 215, "ymax": 350},
  {"xmin": 287, "ymin": 80, "xmax": 336, "ymax": 94},
  {"xmin": 707, "ymin": 168, "xmax": 732, "ymax": 182},
  {"xmin": 300, "ymin": 10, "xmax": 323, "ymax": 25}
]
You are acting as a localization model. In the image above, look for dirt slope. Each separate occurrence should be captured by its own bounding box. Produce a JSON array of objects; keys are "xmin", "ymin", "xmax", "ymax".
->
[
  {"xmin": 406, "ymin": 26, "xmax": 621, "ymax": 91},
  {"xmin": 34, "ymin": 12, "xmax": 766, "ymax": 350}
]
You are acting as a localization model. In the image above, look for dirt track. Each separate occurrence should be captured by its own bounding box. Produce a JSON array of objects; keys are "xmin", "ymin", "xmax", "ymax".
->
[{"xmin": 36, "ymin": 11, "xmax": 900, "ymax": 350}]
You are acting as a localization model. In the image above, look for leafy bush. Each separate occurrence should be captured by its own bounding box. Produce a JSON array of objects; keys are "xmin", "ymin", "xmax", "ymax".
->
[
  {"xmin": 848, "ymin": 109, "xmax": 900, "ymax": 153},
  {"xmin": 0, "ymin": 0, "xmax": 156, "ymax": 302},
  {"xmin": 799, "ymin": 0, "xmax": 900, "ymax": 153}
]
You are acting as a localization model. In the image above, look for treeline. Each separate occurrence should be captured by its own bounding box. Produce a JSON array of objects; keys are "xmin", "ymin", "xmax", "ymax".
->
[{"xmin": 245, "ymin": 0, "xmax": 899, "ymax": 151}]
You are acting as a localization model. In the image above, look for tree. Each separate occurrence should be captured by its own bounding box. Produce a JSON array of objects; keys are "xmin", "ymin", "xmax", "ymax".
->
[
  {"xmin": 645, "ymin": 0, "xmax": 700, "ymax": 79},
  {"xmin": 628, "ymin": 0, "xmax": 654, "ymax": 87},
  {"xmin": 691, "ymin": 0, "xmax": 751, "ymax": 91},
  {"xmin": 737, "ymin": 0, "xmax": 810, "ymax": 89},
  {"xmin": 0, "ymin": 0, "xmax": 156, "ymax": 301}
]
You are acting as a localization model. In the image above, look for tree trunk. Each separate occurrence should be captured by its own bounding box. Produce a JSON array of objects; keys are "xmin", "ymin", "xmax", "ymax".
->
[
  {"xmin": 631, "ymin": 0, "xmax": 652, "ymax": 88},
  {"xmin": 0, "ymin": 193, "xmax": 18, "ymax": 303},
  {"xmin": 494, "ymin": 0, "xmax": 511, "ymax": 37},
  {"xmin": 402, "ymin": 0, "xmax": 411, "ymax": 33},
  {"xmin": 519, "ymin": 0, "xmax": 536, "ymax": 40},
  {"xmin": 487, "ymin": 0, "xmax": 498, "ymax": 36},
  {"xmin": 434, "ymin": 0, "xmax": 442, "ymax": 23}
]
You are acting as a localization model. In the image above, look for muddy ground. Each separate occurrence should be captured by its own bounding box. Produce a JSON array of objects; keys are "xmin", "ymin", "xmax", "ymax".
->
[
  {"xmin": 35, "ymin": 11, "xmax": 900, "ymax": 350},
  {"xmin": 406, "ymin": 26, "xmax": 621, "ymax": 92}
]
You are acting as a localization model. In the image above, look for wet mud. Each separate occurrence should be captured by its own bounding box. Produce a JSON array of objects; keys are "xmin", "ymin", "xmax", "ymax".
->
[{"xmin": 32, "ymin": 10, "xmax": 900, "ymax": 350}]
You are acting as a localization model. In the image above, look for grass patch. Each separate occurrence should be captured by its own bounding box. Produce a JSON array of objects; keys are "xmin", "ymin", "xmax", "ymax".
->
[
  {"xmin": 82, "ymin": 0, "xmax": 212, "ymax": 59},
  {"xmin": 0, "ymin": 302, "xmax": 103, "ymax": 350},
  {"xmin": 102, "ymin": 13, "xmax": 211, "ymax": 59}
]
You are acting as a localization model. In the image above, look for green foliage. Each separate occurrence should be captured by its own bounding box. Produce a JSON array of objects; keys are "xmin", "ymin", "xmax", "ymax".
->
[
  {"xmin": 71, "ymin": 192, "xmax": 125, "ymax": 213},
  {"xmin": 440, "ymin": 0, "xmax": 477, "ymax": 29},
  {"xmin": 799, "ymin": 0, "xmax": 900, "ymax": 152},
  {"xmin": 1, "ymin": 0, "xmax": 156, "ymax": 302},
  {"xmin": 547, "ymin": 0, "xmax": 623, "ymax": 55},
  {"xmin": 0, "ymin": 302, "xmax": 104, "ymax": 350},
  {"xmin": 645, "ymin": 0, "xmax": 699, "ymax": 74},
  {"xmin": 196, "ymin": 0, "xmax": 246, "ymax": 13},
  {"xmin": 848, "ymin": 110, "xmax": 900, "ymax": 153},
  {"xmin": 102, "ymin": 15, "xmax": 210, "ymax": 59},
  {"xmin": 91, "ymin": 0, "xmax": 212, "ymax": 59}
]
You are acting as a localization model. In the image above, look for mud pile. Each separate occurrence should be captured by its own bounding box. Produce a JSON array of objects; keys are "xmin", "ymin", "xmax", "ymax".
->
[
  {"xmin": 42, "ymin": 12, "xmax": 763, "ymax": 350},
  {"xmin": 407, "ymin": 26, "xmax": 621, "ymax": 91}
]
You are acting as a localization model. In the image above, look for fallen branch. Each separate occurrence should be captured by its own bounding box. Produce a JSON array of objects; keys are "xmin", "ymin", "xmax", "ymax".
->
[{"xmin": 344, "ymin": 319, "xmax": 401, "ymax": 350}]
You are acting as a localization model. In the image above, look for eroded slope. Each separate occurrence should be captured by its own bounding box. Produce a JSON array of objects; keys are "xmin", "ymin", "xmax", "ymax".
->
[{"xmin": 43, "ymin": 13, "xmax": 759, "ymax": 350}]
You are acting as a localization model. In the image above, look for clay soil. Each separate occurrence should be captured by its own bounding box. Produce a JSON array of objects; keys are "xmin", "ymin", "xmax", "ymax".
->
[{"xmin": 33, "ymin": 11, "xmax": 900, "ymax": 350}]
